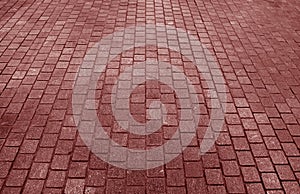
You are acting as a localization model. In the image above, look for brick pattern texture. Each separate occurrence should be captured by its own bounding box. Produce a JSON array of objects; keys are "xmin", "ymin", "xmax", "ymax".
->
[{"xmin": 0, "ymin": 0, "xmax": 300, "ymax": 193}]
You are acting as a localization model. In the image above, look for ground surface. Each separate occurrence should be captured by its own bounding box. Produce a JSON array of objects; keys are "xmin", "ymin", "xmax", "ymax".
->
[{"xmin": 0, "ymin": 0, "xmax": 300, "ymax": 193}]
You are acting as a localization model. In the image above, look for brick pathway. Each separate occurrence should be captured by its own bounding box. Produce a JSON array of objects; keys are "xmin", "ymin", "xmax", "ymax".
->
[{"xmin": 0, "ymin": 0, "xmax": 300, "ymax": 193}]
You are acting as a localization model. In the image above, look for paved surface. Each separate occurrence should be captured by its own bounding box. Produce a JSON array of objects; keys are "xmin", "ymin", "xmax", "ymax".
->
[{"xmin": 0, "ymin": 0, "xmax": 300, "ymax": 193}]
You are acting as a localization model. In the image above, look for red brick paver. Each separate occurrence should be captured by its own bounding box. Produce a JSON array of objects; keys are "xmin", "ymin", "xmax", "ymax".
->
[{"xmin": 1, "ymin": 0, "xmax": 300, "ymax": 193}]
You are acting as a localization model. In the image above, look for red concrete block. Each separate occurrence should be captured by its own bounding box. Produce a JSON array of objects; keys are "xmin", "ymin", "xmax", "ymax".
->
[
  {"xmin": 186, "ymin": 178, "xmax": 207, "ymax": 194},
  {"xmin": 1, "ymin": 187, "xmax": 22, "ymax": 194},
  {"xmin": 5, "ymin": 169, "xmax": 28, "ymax": 186},
  {"xmin": 20, "ymin": 139, "xmax": 39, "ymax": 154},
  {"xmin": 64, "ymin": 179, "xmax": 85, "ymax": 194},
  {"xmin": 35, "ymin": 147, "xmax": 54, "ymax": 163},
  {"xmin": 0, "ymin": 162, "xmax": 12, "ymax": 178},
  {"xmin": 241, "ymin": 166, "xmax": 261, "ymax": 182},
  {"xmin": 234, "ymin": 98, "xmax": 249, "ymax": 108},
  {"xmin": 46, "ymin": 170, "xmax": 66, "ymax": 188},
  {"xmin": 269, "ymin": 150, "xmax": 288, "ymax": 164},
  {"xmin": 275, "ymin": 130, "xmax": 293, "ymax": 142},
  {"xmin": 225, "ymin": 176, "xmax": 246, "ymax": 193},
  {"xmin": 289, "ymin": 157, "xmax": 300, "ymax": 171},
  {"xmin": 147, "ymin": 178, "xmax": 165, "ymax": 194},
  {"xmin": 276, "ymin": 165, "xmax": 296, "ymax": 180},
  {"xmin": 218, "ymin": 146, "xmax": 236, "ymax": 160},
  {"xmin": 44, "ymin": 121, "xmax": 62, "ymax": 134},
  {"xmin": 5, "ymin": 133, "xmax": 24, "ymax": 147},
  {"xmin": 281, "ymin": 143, "xmax": 300, "ymax": 156},
  {"xmin": 51, "ymin": 155, "xmax": 70, "ymax": 170},
  {"xmin": 255, "ymin": 158, "xmax": 275, "ymax": 172},
  {"xmin": 262, "ymin": 173, "xmax": 281, "ymax": 189},
  {"xmin": 237, "ymin": 151, "xmax": 255, "ymax": 166},
  {"xmin": 282, "ymin": 181, "xmax": 300, "ymax": 194},
  {"xmin": 232, "ymin": 137, "xmax": 250, "ymax": 151},
  {"xmin": 166, "ymin": 186, "xmax": 186, "ymax": 194},
  {"xmin": 127, "ymin": 171, "xmax": 146, "ymax": 186},
  {"xmin": 23, "ymin": 180, "xmax": 44, "ymax": 194},
  {"xmin": 264, "ymin": 137, "xmax": 281, "ymax": 150},
  {"xmin": 146, "ymin": 166, "xmax": 165, "ymax": 178},
  {"xmin": 43, "ymin": 188, "xmax": 63, "ymax": 193},
  {"xmin": 55, "ymin": 140, "xmax": 73, "ymax": 154},
  {"xmin": 250, "ymin": 144, "xmax": 268, "ymax": 157},
  {"xmin": 72, "ymin": 146, "xmax": 90, "ymax": 161},
  {"xmin": 106, "ymin": 179, "xmax": 125, "ymax": 193},
  {"xmin": 184, "ymin": 161, "xmax": 203, "ymax": 177},
  {"xmin": 259, "ymin": 125, "xmax": 276, "ymax": 136},
  {"xmin": 246, "ymin": 183, "xmax": 265, "ymax": 194},
  {"xmin": 183, "ymin": 147, "xmax": 201, "ymax": 161},
  {"xmin": 205, "ymin": 169, "xmax": 224, "ymax": 185},
  {"xmin": 84, "ymin": 187, "xmax": 105, "ymax": 194},
  {"xmin": 0, "ymin": 147, "xmax": 18, "ymax": 161},
  {"xmin": 89, "ymin": 154, "xmax": 107, "ymax": 170},
  {"xmin": 221, "ymin": 160, "xmax": 240, "ymax": 176},
  {"xmin": 40, "ymin": 134, "xmax": 58, "ymax": 147},
  {"xmin": 228, "ymin": 125, "xmax": 245, "ymax": 137},
  {"xmin": 276, "ymin": 103, "xmax": 291, "ymax": 113},
  {"xmin": 165, "ymin": 156, "xmax": 183, "ymax": 169},
  {"xmin": 59, "ymin": 127, "xmax": 77, "ymax": 140},
  {"xmin": 13, "ymin": 154, "xmax": 34, "ymax": 169},
  {"xmin": 86, "ymin": 169, "xmax": 106, "ymax": 186},
  {"xmin": 208, "ymin": 185, "xmax": 227, "ymax": 194},
  {"xmin": 29, "ymin": 162, "xmax": 49, "ymax": 179},
  {"xmin": 68, "ymin": 162, "xmax": 87, "ymax": 178},
  {"xmin": 166, "ymin": 169, "xmax": 185, "ymax": 186},
  {"xmin": 238, "ymin": 108, "xmax": 253, "ymax": 118}
]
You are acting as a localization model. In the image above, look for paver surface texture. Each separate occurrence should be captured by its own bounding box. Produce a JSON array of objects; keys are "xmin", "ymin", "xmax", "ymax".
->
[{"xmin": 0, "ymin": 0, "xmax": 300, "ymax": 193}]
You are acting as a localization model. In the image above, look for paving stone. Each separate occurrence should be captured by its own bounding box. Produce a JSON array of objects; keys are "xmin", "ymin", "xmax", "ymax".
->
[
  {"xmin": 5, "ymin": 169, "xmax": 28, "ymax": 187},
  {"xmin": 205, "ymin": 169, "xmax": 224, "ymax": 185},
  {"xmin": 64, "ymin": 179, "xmax": 85, "ymax": 194},
  {"xmin": 225, "ymin": 176, "xmax": 246, "ymax": 193},
  {"xmin": 46, "ymin": 170, "xmax": 66, "ymax": 188},
  {"xmin": 262, "ymin": 173, "xmax": 282, "ymax": 190},
  {"xmin": 23, "ymin": 180, "xmax": 44, "ymax": 194}
]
